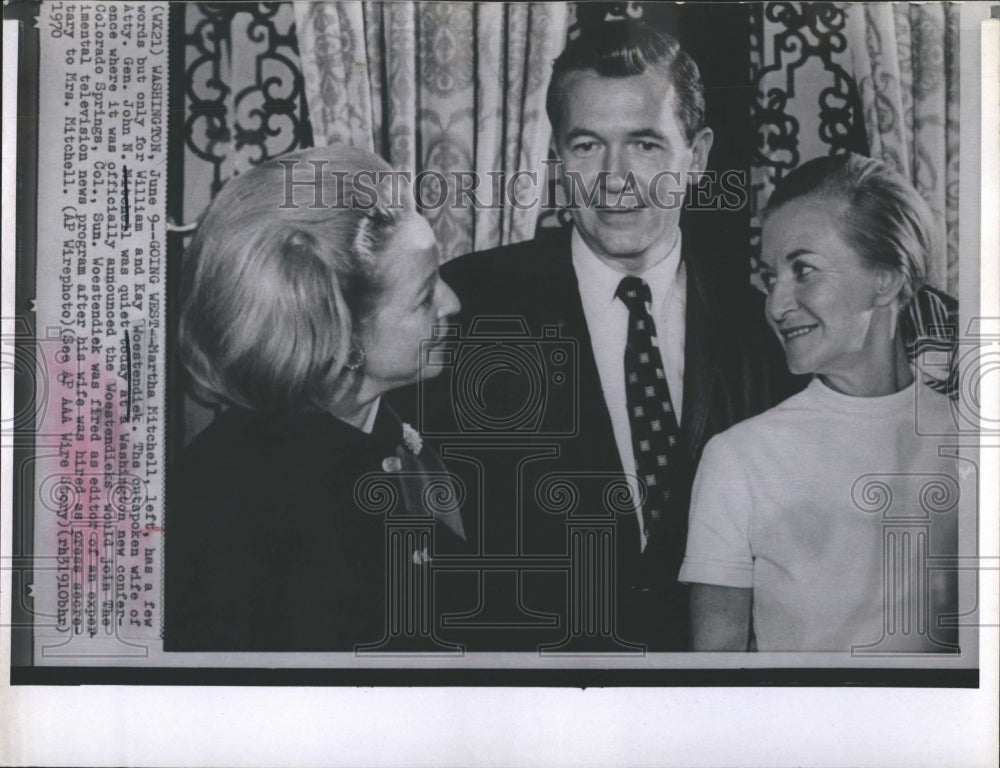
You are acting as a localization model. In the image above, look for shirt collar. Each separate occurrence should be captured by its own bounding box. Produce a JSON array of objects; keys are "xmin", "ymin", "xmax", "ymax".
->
[
  {"xmin": 571, "ymin": 227, "xmax": 683, "ymax": 312},
  {"xmin": 360, "ymin": 397, "xmax": 381, "ymax": 434}
]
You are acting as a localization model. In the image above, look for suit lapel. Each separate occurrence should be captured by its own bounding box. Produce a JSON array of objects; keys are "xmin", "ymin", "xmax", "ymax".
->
[
  {"xmin": 544, "ymin": 236, "xmax": 625, "ymax": 477},
  {"xmin": 547, "ymin": 235, "xmax": 640, "ymax": 555},
  {"xmin": 680, "ymin": 246, "xmax": 726, "ymax": 462}
]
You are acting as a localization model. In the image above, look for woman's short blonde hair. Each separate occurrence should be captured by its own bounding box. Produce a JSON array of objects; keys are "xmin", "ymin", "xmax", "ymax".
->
[
  {"xmin": 179, "ymin": 144, "xmax": 405, "ymax": 412},
  {"xmin": 763, "ymin": 153, "xmax": 936, "ymax": 307}
]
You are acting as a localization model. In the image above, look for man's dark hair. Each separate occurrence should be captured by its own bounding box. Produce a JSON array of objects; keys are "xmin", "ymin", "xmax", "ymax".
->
[{"xmin": 545, "ymin": 20, "xmax": 706, "ymax": 145}]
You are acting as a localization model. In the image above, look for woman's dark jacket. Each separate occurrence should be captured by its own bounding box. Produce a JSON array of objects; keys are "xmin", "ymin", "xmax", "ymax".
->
[{"xmin": 164, "ymin": 403, "xmax": 459, "ymax": 652}]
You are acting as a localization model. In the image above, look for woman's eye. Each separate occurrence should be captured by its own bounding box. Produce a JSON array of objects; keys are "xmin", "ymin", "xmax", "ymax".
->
[
  {"xmin": 793, "ymin": 262, "xmax": 815, "ymax": 279},
  {"xmin": 760, "ymin": 272, "xmax": 776, "ymax": 290}
]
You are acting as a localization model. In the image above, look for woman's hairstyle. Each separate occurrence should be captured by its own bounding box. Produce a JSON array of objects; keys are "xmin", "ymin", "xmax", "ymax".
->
[
  {"xmin": 763, "ymin": 152, "xmax": 937, "ymax": 307},
  {"xmin": 545, "ymin": 20, "xmax": 706, "ymax": 145},
  {"xmin": 178, "ymin": 144, "xmax": 406, "ymax": 412}
]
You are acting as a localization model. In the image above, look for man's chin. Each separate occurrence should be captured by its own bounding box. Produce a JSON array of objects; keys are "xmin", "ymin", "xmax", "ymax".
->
[
  {"xmin": 589, "ymin": 241, "xmax": 653, "ymax": 265},
  {"xmin": 577, "ymin": 225, "xmax": 669, "ymax": 268}
]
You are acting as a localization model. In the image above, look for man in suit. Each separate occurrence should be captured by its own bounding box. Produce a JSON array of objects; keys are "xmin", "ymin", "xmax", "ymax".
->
[{"xmin": 404, "ymin": 21, "xmax": 802, "ymax": 652}]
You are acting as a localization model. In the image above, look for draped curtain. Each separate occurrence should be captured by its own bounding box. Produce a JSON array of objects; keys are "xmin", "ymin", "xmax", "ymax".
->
[
  {"xmin": 847, "ymin": 3, "xmax": 960, "ymax": 294},
  {"xmin": 294, "ymin": 1, "xmax": 569, "ymax": 260}
]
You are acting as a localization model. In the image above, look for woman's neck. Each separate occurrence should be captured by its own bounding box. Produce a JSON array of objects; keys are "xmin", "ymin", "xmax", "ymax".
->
[
  {"xmin": 328, "ymin": 394, "xmax": 380, "ymax": 432},
  {"xmin": 818, "ymin": 318, "xmax": 914, "ymax": 397}
]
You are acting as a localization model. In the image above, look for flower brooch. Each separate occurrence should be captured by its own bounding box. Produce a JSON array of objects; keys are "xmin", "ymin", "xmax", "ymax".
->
[{"xmin": 401, "ymin": 422, "xmax": 423, "ymax": 455}]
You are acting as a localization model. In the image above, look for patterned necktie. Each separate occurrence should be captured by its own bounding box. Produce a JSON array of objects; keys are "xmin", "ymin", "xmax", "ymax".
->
[{"xmin": 615, "ymin": 276, "xmax": 682, "ymax": 545}]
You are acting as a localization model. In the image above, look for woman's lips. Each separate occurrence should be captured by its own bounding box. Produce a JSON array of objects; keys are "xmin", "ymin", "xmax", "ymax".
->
[{"xmin": 780, "ymin": 324, "xmax": 818, "ymax": 341}]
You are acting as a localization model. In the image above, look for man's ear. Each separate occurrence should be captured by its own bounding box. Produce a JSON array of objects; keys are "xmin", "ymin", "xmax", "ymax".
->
[
  {"xmin": 873, "ymin": 267, "xmax": 906, "ymax": 307},
  {"xmin": 689, "ymin": 127, "xmax": 714, "ymax": 175}
]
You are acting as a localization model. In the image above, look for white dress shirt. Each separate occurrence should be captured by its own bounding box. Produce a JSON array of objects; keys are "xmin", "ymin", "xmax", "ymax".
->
[{"xmin": 571, "ymin": 228, "xmax": 687, "ymax": 550}]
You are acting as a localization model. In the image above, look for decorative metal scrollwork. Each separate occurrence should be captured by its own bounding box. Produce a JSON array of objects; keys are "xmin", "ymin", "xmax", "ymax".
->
[
  {"xmin": 184, "ymin": 2, "xmax": 234, "ymax": 195},
  {"xmin": 749, "ymin": 1, "xmax": 868, "ymax": 274},
  {"xmin": 184, "ymin": 2, "xmax": 313, "ymax": 199},
  {"xmin": 232, "ymin": 3, "xmax": 313, "ymax": 164},
  {"xmin": 752, "ymin": 2, "xmax": 866, "ymax": 180}
]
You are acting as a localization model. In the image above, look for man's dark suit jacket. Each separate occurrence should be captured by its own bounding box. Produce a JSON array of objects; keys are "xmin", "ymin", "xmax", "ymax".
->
[{"xmin": 393, "ymin": 226, "xmax": 805, "ymax": 652}]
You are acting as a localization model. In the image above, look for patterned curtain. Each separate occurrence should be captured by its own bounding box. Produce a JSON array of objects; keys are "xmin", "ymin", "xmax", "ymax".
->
[
  {"xmin": 294, "ymin": 1, "xmax": 569, "ymax": 260},
  {"xmin": 847, "ymin": 3, "xmax": 960, "ymax": 294}
]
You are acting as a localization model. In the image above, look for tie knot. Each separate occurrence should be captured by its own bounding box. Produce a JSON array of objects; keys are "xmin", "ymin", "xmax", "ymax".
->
[{"xmin": 615, "ymin": 276, "xmax": 651, "ymax": 312}]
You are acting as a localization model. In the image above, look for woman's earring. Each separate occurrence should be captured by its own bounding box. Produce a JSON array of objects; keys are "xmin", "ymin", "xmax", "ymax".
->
[{"xmin": 346, "ymin": 346, "xmax": 366, "ymax": 371}]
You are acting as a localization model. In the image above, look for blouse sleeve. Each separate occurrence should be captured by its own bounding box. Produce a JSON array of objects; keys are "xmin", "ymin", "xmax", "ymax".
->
[{"xmin": 678, "ymin": 434, "xmax": 754, "ymax": 588}]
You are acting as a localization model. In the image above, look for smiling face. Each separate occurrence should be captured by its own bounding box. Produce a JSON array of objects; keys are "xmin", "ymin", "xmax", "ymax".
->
[
  {"xmin": 553, "ymin": 70, "xmax": 712, "ymax": 274},
  {"xmin": 357, "ymin": 213, "xmax": 461, "ymax": 398},
  {"xmin": 760, "ymin": 197, "xmax": 891, "ymax": 380}
]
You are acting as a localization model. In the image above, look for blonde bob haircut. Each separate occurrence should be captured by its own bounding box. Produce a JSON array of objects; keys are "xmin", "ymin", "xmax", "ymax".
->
[
  {"xmin": 763, "ymin": 152, "xmax": 936, "ymax": 308},
  {"xmin": 179, "ymin": 144, "xmax": 405, "ymax": 413}
]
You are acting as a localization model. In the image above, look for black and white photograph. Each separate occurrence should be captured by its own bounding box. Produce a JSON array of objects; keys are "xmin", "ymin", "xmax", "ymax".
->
[{"xmin": 2, "ymin": 1, "xmax": 997, "ymax": 765}]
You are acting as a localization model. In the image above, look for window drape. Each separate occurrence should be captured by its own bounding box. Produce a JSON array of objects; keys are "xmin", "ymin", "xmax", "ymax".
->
[
  {"xmin": 847, "ymin": 2, "xmax": 960, "ymax": 294},
  {"xmin": 294, "ymin": 1, "xmax": 570, "ymax": 260}
]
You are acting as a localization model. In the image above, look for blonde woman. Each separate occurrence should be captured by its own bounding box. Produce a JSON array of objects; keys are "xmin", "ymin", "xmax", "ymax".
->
[
  {"xmin": 165, "ymin": 146, "xmax": 463, "ymax": 651},
  {"xmin": 681, "ymin": 154, "xmax": 959, "ymax": 653}
]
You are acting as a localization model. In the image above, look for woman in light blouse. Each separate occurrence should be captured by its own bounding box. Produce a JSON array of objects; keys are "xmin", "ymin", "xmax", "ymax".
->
[{"xmin": 680, "ymin": 154, "xmax": 959, "ymax": 652}]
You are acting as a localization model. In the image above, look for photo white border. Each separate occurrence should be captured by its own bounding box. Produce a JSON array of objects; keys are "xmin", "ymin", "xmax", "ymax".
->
[{"xmin": 2, "ymin": 6, "xmax": 998, "ymax": 767}]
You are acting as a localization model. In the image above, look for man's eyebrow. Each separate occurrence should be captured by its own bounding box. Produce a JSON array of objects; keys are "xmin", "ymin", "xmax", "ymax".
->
[
  {"xmin": 627, "ymin": 129, "xmax": 669, "ymax": 141},
  {"xmin": 563, "ymin": 128, "xmax": 600, "ymax": 141}
]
